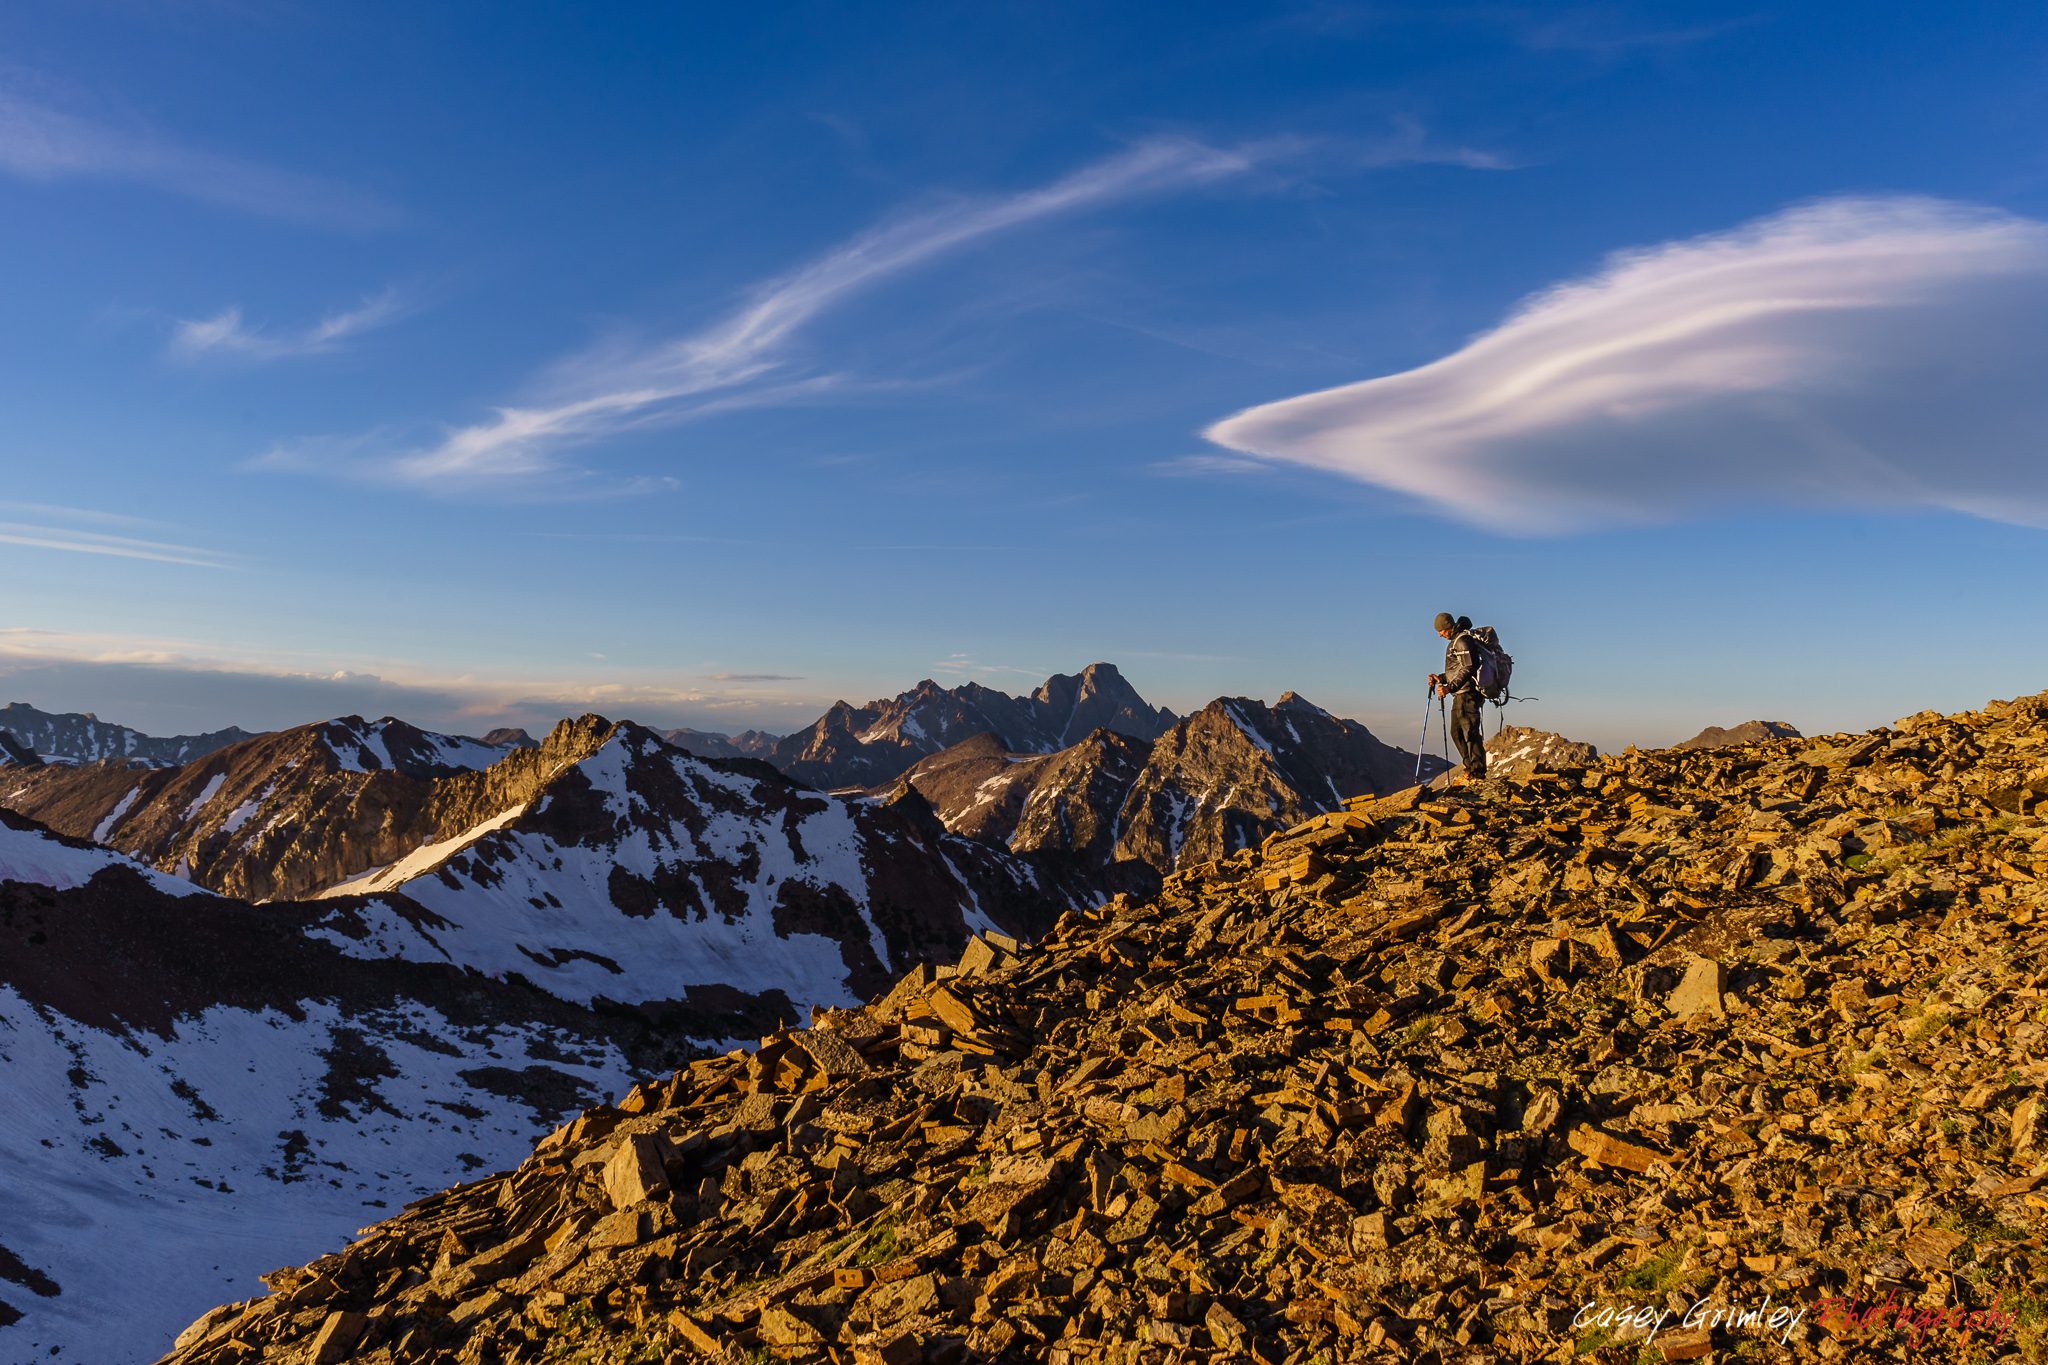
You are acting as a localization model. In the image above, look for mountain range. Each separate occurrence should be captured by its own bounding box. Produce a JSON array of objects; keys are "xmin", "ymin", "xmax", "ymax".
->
[{"xmin": 768, "ymin": 662, "xmax": 1178, "ymax": 791}]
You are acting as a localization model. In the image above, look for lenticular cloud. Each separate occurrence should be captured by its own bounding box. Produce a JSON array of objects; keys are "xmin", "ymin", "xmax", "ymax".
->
[{"xmin": 1205, "ymin": 197, "xmax": 2048, "ymax": 532}]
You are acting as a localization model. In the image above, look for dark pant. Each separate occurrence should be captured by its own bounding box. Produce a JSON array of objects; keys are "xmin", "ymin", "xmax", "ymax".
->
[{"xmin": 1451, "ymin": 691, "xmax": 1486, "ymax": 777}]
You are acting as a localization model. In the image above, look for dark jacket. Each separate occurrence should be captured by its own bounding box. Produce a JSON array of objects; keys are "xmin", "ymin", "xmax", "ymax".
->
[{"xmin": 1441, "ymin": 631, "xmax": 1483, "ymax": 695}]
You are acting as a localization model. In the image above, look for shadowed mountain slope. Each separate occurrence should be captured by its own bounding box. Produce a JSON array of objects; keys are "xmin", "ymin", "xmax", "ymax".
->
[{"xmin": 877, "ymin": 693, "xmax": 1442, "ymax": 876}]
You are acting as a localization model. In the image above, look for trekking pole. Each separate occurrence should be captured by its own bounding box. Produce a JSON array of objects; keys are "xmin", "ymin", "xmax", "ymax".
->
[{"xmin": 1413, "ymin": 686, "xmax": 1433, "ymax": 782}]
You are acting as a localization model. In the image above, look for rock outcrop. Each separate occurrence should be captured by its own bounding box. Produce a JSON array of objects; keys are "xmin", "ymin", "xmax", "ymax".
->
[
  {"xmin": 0, "ymin": 701, "xmax": 256, "ymax": 767},
  {"xmin": 773, "ymin": 664, "xmax": 1177, "ymax": 792},
  {"xmin": 1673, "ymin": 719, "xmax": 1803, "ymax": 750},
  {"xmin": 142, "ymin": 688, "xmax": 2048, "ymax": 1365}
]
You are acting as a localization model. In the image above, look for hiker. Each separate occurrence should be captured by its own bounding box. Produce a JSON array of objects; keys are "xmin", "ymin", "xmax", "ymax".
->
[{"xmin": 1428, "ymin": 611, "xmax": 1488, "ymax": 781}]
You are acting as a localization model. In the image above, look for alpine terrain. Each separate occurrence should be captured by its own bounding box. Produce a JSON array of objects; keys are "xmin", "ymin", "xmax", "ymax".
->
[{"xmin": 129, "ymin": 687, "xmax": 2048, "ymax": 1365}]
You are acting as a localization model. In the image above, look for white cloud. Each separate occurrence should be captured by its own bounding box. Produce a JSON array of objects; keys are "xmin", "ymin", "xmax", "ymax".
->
[
  {"xmin": 264, "ymin": 137, "xmax": 1261, "ymax": 490},
  {"xmin": 1206, "ymin": 196, "xmax": 2048, "ymax": 532},
  {"xmin": 1150, "ymin": 453, "xmax": 1271, "ymax": 477},
  {"xmin": 169, "ymin": 290, "xmax": 402, "ymax": 362},
  {"xmin": 0, "ymin": 89, "xmax": 400, "ymax": 231}
]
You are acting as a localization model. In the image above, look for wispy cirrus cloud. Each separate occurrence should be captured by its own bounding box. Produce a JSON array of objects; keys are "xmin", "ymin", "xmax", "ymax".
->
[
  {"xmin": 0, "ymin": 87, "xmax": 400, "ymax": 231},
  {"xmin": 258, "ymin": 137, "xmax": 1270, "ymax": 491},
  {"xmin": 0, "ymin": 501, "xmax": 235, "ymax": 568},
  {"xmin": 1150, "ymin": 453, "xmax": 1270, "ymax": 477},
  {"xmin": 1207, "ymin": 196, "xmax": 2048, "ymax": 533},
  {"xmin": 169, "ymin": 290, "xmax": 403, "ymax": 362},
  {"xmin": 1516, "ymin": 11, "xmax": 1762, "ymax": 54},
  {"xmin": 928, "ymin": 654, "xmax": 1048, "ymax": 679},
  {"xmin": 703, "ymin": 673, "xmax": 804, "ymax": 682},
  {"xmin": 0, "ymin": 521, "xmax": 234, "ymax": 568}
]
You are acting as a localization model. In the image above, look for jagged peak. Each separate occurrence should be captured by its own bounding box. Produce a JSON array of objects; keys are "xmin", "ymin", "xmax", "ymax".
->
[{"xmin": 1274, "ymin": 690, "xmax": 1332, "ymax": 718}]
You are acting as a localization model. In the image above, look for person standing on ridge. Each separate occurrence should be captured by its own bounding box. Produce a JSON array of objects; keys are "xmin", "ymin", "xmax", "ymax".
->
[{"xmin": 1428, "ymin": 611, "xmax": 1488, "ymax": 782}]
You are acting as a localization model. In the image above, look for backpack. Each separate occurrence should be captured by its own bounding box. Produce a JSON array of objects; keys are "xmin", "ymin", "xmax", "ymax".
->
[{"xmin": 1466, "ymin": 626, "xmax": 1514, "ymax": 701}]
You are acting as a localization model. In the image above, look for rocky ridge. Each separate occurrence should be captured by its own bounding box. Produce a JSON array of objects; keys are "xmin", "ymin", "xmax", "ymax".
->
[
  {"xmin": 0, "ymin": 701, "xmax": 256, "ymax": 768},
  {"xmin": 145, "ymin": 691, "xmax": 2048, "ymax": 1365}
]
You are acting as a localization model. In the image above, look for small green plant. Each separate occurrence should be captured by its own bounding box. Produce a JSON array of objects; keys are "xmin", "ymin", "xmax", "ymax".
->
[
  {"xmin": 1575, "ymin": 1326, "xmax": 1616, "ymax": 1355},
  {"xmin": 1401, "ymin": 1014, "xmax": 1439, "ymax": 1045},
  {"xmin": 855, "ymin": 1230, "xmax": 900, "ymax": 1268},
  {"xmin": 1615, "ymin": 1240, "xmax": 1690, "ymax": 1297},
  {"xmin": 1905, "ymin": 1013, "xmax": 1950, "ymax": 1045}
]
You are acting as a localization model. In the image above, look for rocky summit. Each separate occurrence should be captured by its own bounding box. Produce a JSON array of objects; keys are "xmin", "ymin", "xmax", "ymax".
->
[
  {"xmin": 1467, "ymin": 728, "xmax": 1601, "ymax": 784},
  {"xmin": 139, "ymin": 690, "xmax": 2048, "ymax": 1365}
]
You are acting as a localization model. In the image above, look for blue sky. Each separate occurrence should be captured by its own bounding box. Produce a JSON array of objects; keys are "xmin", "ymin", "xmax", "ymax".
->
[{"xmin": 3, "ymin": 1, "xmax": 2048, "ymax": 754}]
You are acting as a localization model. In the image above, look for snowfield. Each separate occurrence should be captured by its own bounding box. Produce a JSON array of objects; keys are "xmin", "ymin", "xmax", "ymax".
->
[{"xmin": 0, "ymin": 816, "xmax": 633, "ymax": 1364}]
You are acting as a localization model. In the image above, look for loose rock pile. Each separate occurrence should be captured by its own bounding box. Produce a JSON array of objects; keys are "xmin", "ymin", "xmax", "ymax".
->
[{"xmin": 155, "ymin": 695, "xmax": 2048, "ymax": 1365}]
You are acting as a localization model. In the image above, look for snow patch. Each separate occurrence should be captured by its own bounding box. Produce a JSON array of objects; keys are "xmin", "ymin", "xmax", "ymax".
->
[
  {"xmin": 1224, "ymin": 704, "xmax": 1275, "ymax": 756},
  {"xmin": 182, "ymin": 772, "xmax": 227, "ymax": 823},
  {"xmin": 92, "ymin": 786, "xmax": 141, "ymax": 843},
  {"xmin": 311, "ymin": 806, "xmax": 529, "ymax": 900}
]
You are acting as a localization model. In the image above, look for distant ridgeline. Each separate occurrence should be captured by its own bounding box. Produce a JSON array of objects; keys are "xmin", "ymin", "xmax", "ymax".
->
[{"xmin": 0, "ymin": 702, "xmax": 259, "ymax": 768}]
